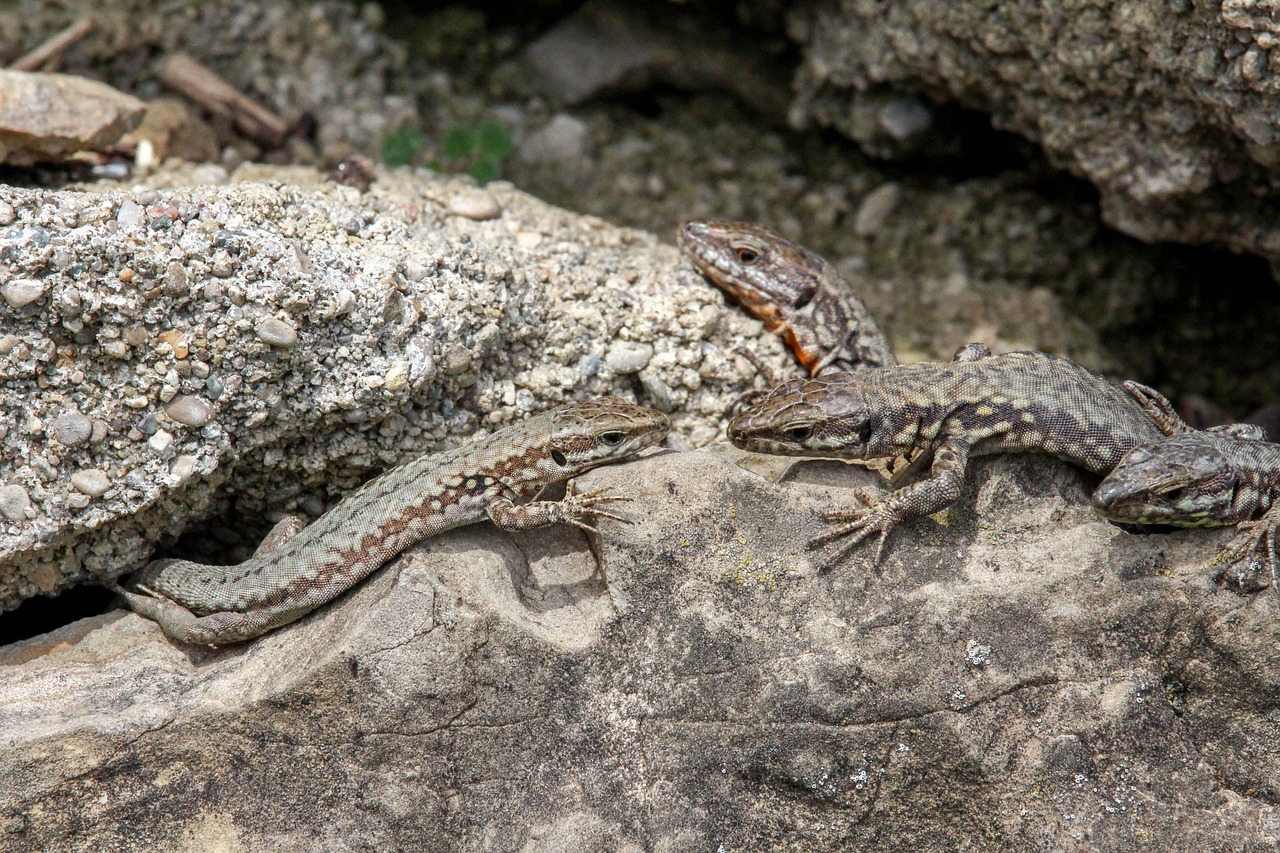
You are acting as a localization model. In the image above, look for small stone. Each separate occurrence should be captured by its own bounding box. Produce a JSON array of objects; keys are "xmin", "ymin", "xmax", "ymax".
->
[
  {"xmin": 0, "ymin": 202, "xmax": 13, "ymax": 225},
  {"xmin": 70, "ymin": 469, "xmax": 111, "ymax": 497},
  {"xmin": 605, "ymin": 340, "xmax": 654, "ymax": 374},
  {"xmin": 0, "ymin": 484, "xmax": 31, "ymax": 521},
  {"xmin": 854, "ymin": 183, "xmax": 903, "ymax": 237},
  {"xmin": 49, "ymin": 412, "xmax": 92, "ymax": 447},
  {"xmin": 66, "ymin": 493, "xmax": 91, "ymax": 510},
  {"xmin": 170, "ymin": 455, "xmax": 198, "ymax": 481},
  {"xmin": 148, "ymin": 429, "xmax": 174, "ymax": 453},
  {"xmin": 90, "ymin": 420, "xmax": 109, "ymax": 443},
  {"xmin": 165, "ymin": 395, "xmax": 212, "ymax": 427},
  {"xmin": 878, "ymin": 97, "xmax": 933, "ymax": 143},
  {"xmin": 448, "ymin": 189, "xmax": 502, "ymax": 221},
  {"xmin": 102, "ymin": 340, "xmax": 129, "ymax": 359},
  {"xmin": 115, "ymin": 200, "xmax": 143, "ymax": 227},
  {"xmin": 1, "ymin": 278, "xmax": 47, "ymax": 308},
  {"xmin": 384, "ymin": 362, "xmax": 409, "ymax": 392},
  {"xmin": 135, "ymin": 412, "xmax": 158, "ymax": 436},
  {"xmin": 158, "ymin": 329, "xmax": 190, "ymax": 358},
  {"xmin": 0, "ymin": 334, "xmax": 18, "ymax": 354},
  {"xmin": 205, "ymin": 375, "xmax": 225, "ymax": 400},
  {"xmin": 255, "ymin": 317, "xmax": 298, "ymax": 348}
]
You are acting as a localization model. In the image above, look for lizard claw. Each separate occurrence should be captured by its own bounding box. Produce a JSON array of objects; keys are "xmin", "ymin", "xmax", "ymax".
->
[
  {"xmin": 562, "ymin": 487, "xmax": 635, "ymax": 527},
  {"xmin": 807, "ymin": 492, "xmax": 899, "ymax": 569},
  {"xmin": 1218, "ymin": 519, "xmax": 1280, "ymax": 593}
]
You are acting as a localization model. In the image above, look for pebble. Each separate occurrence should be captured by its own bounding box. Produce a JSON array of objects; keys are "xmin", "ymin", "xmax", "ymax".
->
[
  {"xmin": 166, "ymin": 395, "xmax": 213, "ymax": 427},
  {"xmin": 158, "ymin": 329, "xmax": 190, "ymax": 358},
  {"xmin": 132, "ymin": 416, "xmax": 158, "ymax": 442},
  {"xmin": 170, "ymin": 455, "xmax": 198, "ymax": 481},
  {"xmin": 605, "ymin": 340, "xmax": 654, "ymax": 374},
  {"xmin": 70, "ymin": 469, "xmax": 111, "ymax": 497},
  {"xmin": 149, "ymin": 429, "xmax": 174, "ymax": 453},
  {"xmin": 1, "ymin": 278, "xmax": 47, "ymax": 308},
  {"xmin": 49, "ymin": 412, "xmax": 92, "ymax": 447},
  {"xmin": 854, "ymin": 182, "xmax": 903, "ymax": 237},
  {"xmin": 115, "ymin": 200, "xmax": 143, "ymax": 228},
  {"xmin": 0, "ymin": 485, "xmax": 31, "ymax": 521},
  {"xmin": 449, "ymin": 189, "xmax": 502, "ymax": 221},
  {"xmin": 255, "ymin": 317, "xmax": 298, "ymax": 348},
  {"xmin": 0, "ymin": 202, "xmax": 13, "ymax": 225}
]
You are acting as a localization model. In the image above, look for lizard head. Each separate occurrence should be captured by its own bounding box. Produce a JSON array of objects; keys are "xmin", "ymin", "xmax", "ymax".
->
[
  {"xmin": 1091, "ymin": 432, "xmax": 1251, "ymax": 527},
  {"xmin": 727, "ymin": 376, "xmax": 879, "ymax": 458},
  {"xmin": 541, "ymin": 397, "xmax": 670, "ymax": 476},
  {"xmin": 679, "ymin": 219, "xmax": 827, "ymax": 374}
]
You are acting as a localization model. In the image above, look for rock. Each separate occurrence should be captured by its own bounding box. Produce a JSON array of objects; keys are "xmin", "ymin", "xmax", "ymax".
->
[
  {"xmin": 0, "ymin": 485, "xmax": 30, "ymax": 522},
  {"xmin": 0, "ymin": 70, "xmax": 144, "ymax": 166},
  {"xmin": 1, "ymin": 449, "xmax": 1276, "ymax": 848},
  {"xmin": 520, "ymin": 114, "xmax": 590, "ymax": 167},
  {"xmin": 0, "ymin": 279, "xmax": 46, "ymax": 308},
  {"xmin": 253, "ymin": 317, "xmax": 298, "ymax": 348},
  {"xmin": 117, "ymin": 97, "xmax": 220, "ymax": 164},
  {"xmin": 604, "ymin": 340, "xmax": 653, "ymax": 374},
  {"xmin": 47, "ymin": 413, "xmax": 91, "ymax": 448},
  {"xmin": 448, "ymin": 189, "xmax": 502, "ymax": 221},
  {"xmin": 852, "ymin": 182, "xmax": 902, "ymax": 237},
  {"xmin": 521, "ymin": 0, "xmax": 790, "ymax": 119},
  {"xmin": 69, "ymin": 469, "xmax": 110, "ymax": 497},
  {"xmin": 164, "ymin": 396, "xmax": 212, "ymax": 428},
  {"xmin": 788, "ymin": 0, "xmax": 1280, "ymax": 261},
  {"xmin": 0, "ymin": 167, "xmax": 794, "ymax": 611}
]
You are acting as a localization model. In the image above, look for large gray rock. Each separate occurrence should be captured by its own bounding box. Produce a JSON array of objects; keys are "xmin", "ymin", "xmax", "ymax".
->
[
  {"xmin": 787, "ymin": 0, "xmax": 1280, "ymax": 262},
  {"xmin": 2, "ymin": 448, "xmax": 1277, "ymax": 850},
  {"xmin": 0, "ymin": 167, "xmax": 794, "ymax": 611}
]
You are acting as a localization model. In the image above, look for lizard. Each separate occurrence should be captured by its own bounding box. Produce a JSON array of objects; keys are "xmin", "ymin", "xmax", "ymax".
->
[
  {"xmin": 1091, "ymin": 390, "xmax": 1279, "ymax": 590},
  {"xmin": 678, "ymin": 219, "xmax": 896, "ymax": 379},
  {"xmin": 114, "ymin": 397, "xmax": 670, "ymax": 645},
  {"xmin": 726, "ymin": 345, "xmax": 1187, "ymax": 566}
]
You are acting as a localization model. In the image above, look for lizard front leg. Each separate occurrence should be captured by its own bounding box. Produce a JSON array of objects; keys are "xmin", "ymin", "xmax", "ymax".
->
[
  {"xmin": 1219, "ymin": 503, "xmax": 1280, "ymax": 592},
  {"xmin": 811, "ymin": 438, "xmax": 971, "ymax": 567},
  {"xmin": 487, "ymin": 486, "xmax": 633, "ymax": 534}
]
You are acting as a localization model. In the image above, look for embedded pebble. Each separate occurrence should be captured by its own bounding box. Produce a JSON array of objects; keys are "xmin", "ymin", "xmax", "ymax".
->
[
  {"xmin": 135, "ymin": 412, "xmax": 158, "ymax": 436},
  {"xmin": 449, "ymin": 189, "xmax": 502, "ymax": 221},
  {"xmin": 854, "ymin": 182, "xmax": 903, "ymax": 237},
  {"xmin": 0, "ymin": 202, "xmax": 13, "ymax": 225},
  {"xmin": 115, "ymin": 201, "xmax": 143, "ymax": 228},
  {"xmin": 1, "ymin": 278, "xmax": 47, "ymax": 308},
  {"xmin": 49, "ymin": 412, "xmax": 92, "ymax": 447},
  {"xmin": 70, "ymin": 469, "xmax": 111, "ymax": 497},
  {"xmin": 166, "ymin": 395, "xmax": 213, "ymax": 427},
  {"xmin": 170, "ymin": 455, "xmax": 198, "ymax": 481},
  {"xmin": 158, "ymin": 329, "xmax": 190, "ymax": 358},
  {"xmin": 605, "ymin": 340, "xmax": 654, "ymax": 374},
  {"xmin": 0, "ymin": 485, "xmax": 31, "ymax": 521},
  {"xmin": 255, "ymin": 317, "xmax": 298, "ymax": 348},
  {"xmin": 149, "ymin": 429, "xmax": 174, "ymax": 453}
]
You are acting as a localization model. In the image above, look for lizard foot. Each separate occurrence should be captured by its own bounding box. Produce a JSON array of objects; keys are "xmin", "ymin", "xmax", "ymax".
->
[
  {"xmin": 557, "ymin": 486, "xmax": 635, "ymax": 533},
  {"xmin": 807, "ymin": 491, "xmax": 899, "ymax": 569},
  {"xmin": 1218, "ymin": 518, "xmax": 1280, "ymax": 594}
]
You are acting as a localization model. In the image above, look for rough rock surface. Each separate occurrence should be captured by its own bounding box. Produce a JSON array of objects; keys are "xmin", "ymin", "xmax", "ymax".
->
[
  {"xmin": 787, "ymin": 0, "xmax": 1280, "ymax": 262},
  {"xmin": 0, "ymin": 166, "xmax": 795, "ymax": 612},
  {"xmin": 0, "ymin": 70, "xmax": 144, "ymax": 165},
  {"xmin": 3, "ymin": 448, "xmax": 1278, "ymax": 850}
]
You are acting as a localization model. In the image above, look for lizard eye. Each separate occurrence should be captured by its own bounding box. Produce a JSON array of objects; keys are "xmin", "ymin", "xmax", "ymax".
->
[
  {"xmin": 733, "ymin": 243, "xmax": 760, "ymax": 264},
  {"xmin": 783, "ymin": 424, "xmax": 814, "ymax": 442},
  {"xmin": 792, "ymin": 289, "xmax": 815, "ymax": 310},
  {"xmin": 599, "ymin": 430, "xmax": 625, "ymax": 446},
  {"xmin": 550, "ymin": 449, "xmax": 568, "ymax": 466}
]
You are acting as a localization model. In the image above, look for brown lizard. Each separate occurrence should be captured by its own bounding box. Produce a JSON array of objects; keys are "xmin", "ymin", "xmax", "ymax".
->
[{"xmin": 115, "ymin": 398, "xmax": 669, "ymax": 644}]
